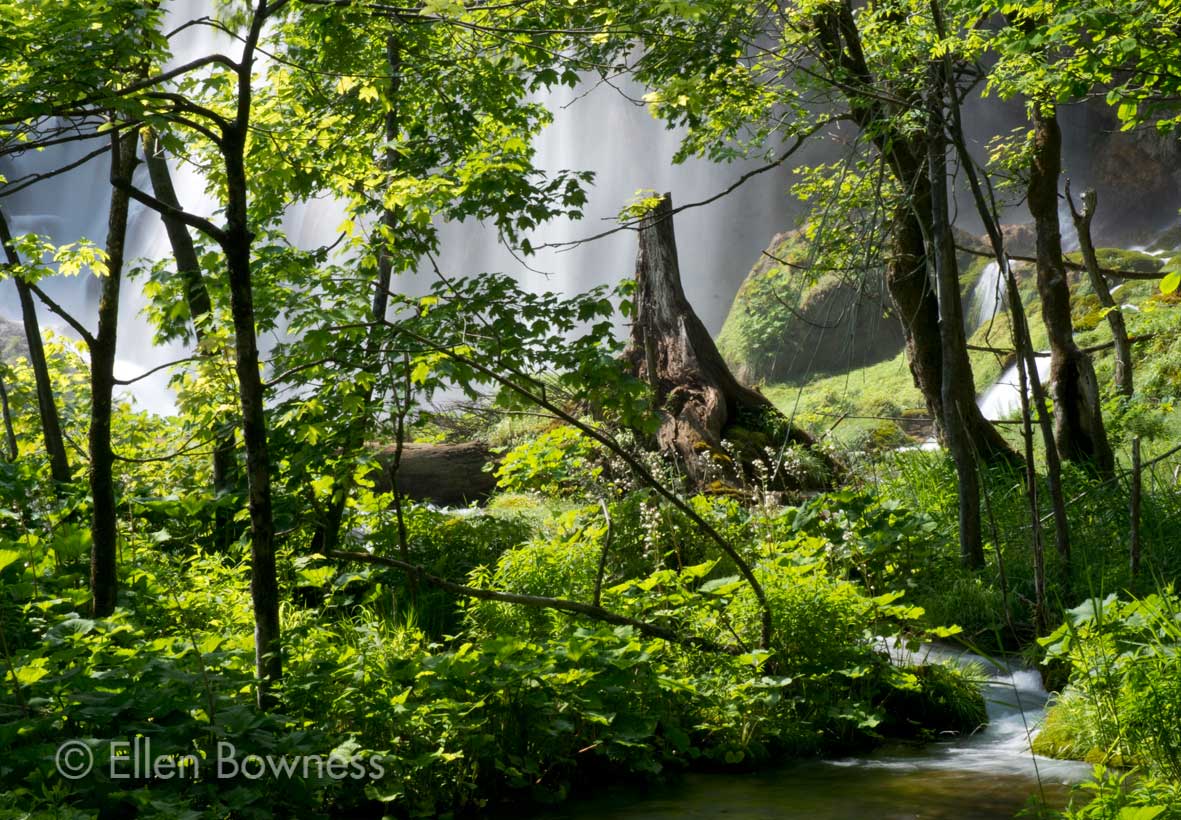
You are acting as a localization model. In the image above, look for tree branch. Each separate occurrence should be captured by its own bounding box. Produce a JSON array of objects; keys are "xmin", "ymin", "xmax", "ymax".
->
[
  {"xmin": 27, "ymin": 283, "xmax": 96, "ymax": 347},
  {"xmin": 116, "ymin": 181, "xmax": 227, "ymax": 243},
  {"xmin": 327, "ymin": 549, "xmax": 740, "ymax": 655}
]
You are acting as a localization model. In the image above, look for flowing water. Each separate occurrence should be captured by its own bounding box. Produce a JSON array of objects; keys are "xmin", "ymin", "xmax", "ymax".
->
[
  {"xmin": 969, "ymin": 261, "xmax": 1006, "ymax": 335},
  {"xmin": 977, "ymin": 357, "xmax": 1054, "ymax": 422},
  {"xmin": 531, "ymin": 645, "xmax": 1091, "ymax": 819}
]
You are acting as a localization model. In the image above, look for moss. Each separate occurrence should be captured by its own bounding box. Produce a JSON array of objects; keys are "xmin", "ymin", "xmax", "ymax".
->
[
  {"xmin": 1065, "ymin": 247, "xmax": 1164, "ymax": 275},
  {"xmin": 717, "ymin": 230, "xmax": 903, "ymax": 384}
]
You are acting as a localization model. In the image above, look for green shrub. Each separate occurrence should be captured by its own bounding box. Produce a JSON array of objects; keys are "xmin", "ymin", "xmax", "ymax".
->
[{"xmin": 1038, "ymin": 590, "xmax": 1181, "ymax": 778}]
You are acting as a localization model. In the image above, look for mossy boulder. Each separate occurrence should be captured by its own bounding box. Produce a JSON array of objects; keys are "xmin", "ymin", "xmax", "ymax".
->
[
  {"xmin": 717, "ymin": 230, "xmax": 904, "ymax": 384},
  {"xmin": 717, "ymin": 225, "xmax": 1048, "ymax": 386},
  {"xmin": 1065, "ymin": 247, "xmax": 1164, "ymax": 275}
]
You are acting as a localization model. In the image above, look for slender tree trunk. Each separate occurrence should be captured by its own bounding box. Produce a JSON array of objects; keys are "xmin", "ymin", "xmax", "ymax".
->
[
  {"xmin": 1028, "ymin": 105, "xmax": 1114, "ymax": 476},
  {"xmin": 0, "ymin": 369, "xmax": 17, "ymax": 462},
  {"xmin": 0, "ymin": 211, "xmax": 72, "ymax": 483},
  {"xmin": 1014, "ymin": 330, "xmax": 1048, "ymax": 631},
  {"xmin": 1066, "ymin": 185, "xmax": 1133, "ymax": 396},
  {"xmin": 143, "ymin": 130, "xmax": 239, "ymax": 549},
  {"xmin": 938, "ymin": 47, "xmax": 1071, "ymax": 569},
  {"xmin": 313, "ymin": 35, "xmax": 402, "ymax": 554},
  {"xmin": 1130, "ymin": 436, "xmax": 1141, "ymax": 578},
  {"xmin": 220, "ymin": 3, "xmax": 281, "ymax": 708},
  {"xmin": 90, "ymin": 130, "xmax": 138, "ymax": 618},
  {"xmin": 927, "ymin": 65, "xmax": 983, "ymax": 568},
  {"xmin": 223, "ymin": 124, "xmax": 280, "ymax": 706}
]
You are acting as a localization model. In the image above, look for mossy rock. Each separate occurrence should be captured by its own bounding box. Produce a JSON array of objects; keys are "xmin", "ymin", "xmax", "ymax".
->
[
  {"xmin": 717, "ymin": 230, "xmax": 904, "ymax": 384},
  {"xmin": 1065, "ymin": 247, "xmax": 1164, "ymax": 275}
]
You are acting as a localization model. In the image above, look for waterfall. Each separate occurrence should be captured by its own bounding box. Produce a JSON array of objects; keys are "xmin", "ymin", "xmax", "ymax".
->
[
  {"xmin": 0, "ymin": 1, "xmax": 801, "ymax": 416},
  {"xmin": 968, "ymin": 261, "xmax": 1005, "ymax": 333},
  {"xmin": 977, "ymin": 356, "xmax": 1053, "ymax": 421}
]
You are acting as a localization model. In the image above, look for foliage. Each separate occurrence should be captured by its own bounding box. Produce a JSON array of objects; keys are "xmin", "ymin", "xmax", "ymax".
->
[
  {"xmin": 1053, "ymin": 766, "xmax": 1181, "ymax": 820},
  {"xmin": 1037, "ymin": 590, "xmax": 1181, "ymax": 779},
  {"xmin": 495, "ymin": 425, "xmax": 603, "ymax": 497}
]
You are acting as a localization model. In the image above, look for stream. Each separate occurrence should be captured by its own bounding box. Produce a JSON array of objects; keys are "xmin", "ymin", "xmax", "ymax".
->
[{"xmin": 532, "ymin": 644, "xmax": 1092, "ymax": 819}]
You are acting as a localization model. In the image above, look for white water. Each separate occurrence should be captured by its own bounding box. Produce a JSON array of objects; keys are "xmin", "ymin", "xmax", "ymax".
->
[
  {"xmin": 977, "ymin": 356, "xmax": 1053, "ymax": 422},
  {"xmin": 968, "ymin": 261, "xmax": 1006, "ymax": 334},
  {"xmin": 0, "ymin": 0, "xmax": 801, "ymax": 417},
  {"xmin": 872, "ymin": 642, "xmax": 1087, "ymax": 781}
]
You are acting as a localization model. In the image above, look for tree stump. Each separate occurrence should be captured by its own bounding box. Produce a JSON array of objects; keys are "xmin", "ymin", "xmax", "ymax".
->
[{"xmin": 625, "ymin": 194, "xmax": 832, "ymax": 491}]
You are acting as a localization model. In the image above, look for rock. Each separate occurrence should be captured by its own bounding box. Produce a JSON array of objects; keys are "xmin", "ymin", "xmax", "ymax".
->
[
  {"xmin": 715, "ymin": 224, "xmax": 1031, "ymax": 386},
  {"xmin": 716, "ymin": 230, "xmax": 904, "ymax": 384},
  {"xmin": 1001, "ymin": 223, "xmax": 1039, "ymax": 257},
  {"xmin": 371, "ymin": 442, "xmax": 499, "ymax": 506}
]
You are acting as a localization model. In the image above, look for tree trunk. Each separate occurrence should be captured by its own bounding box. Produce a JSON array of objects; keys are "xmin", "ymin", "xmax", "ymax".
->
[
  {"xmin": 1067, "ymin": 185, "xmax": 1133, "ymax": 396},
  {"xmin": 626, "ymin": 194, "xmax": 823, "ymax": 489},
  {"xmin": 927, "ymin": 66, "xmax": 983, "ymax": 568},
  {"xmin": 90, "ymin": 130, "xmax": 138, "ymax": 618},
  {"xmin": 143, "ymin": 130, "xmax": 239, "ymax": 549},
  {"xmin": 886, "ymin": 202, "xmax": 945, "ymax": 432},
  {"xmin": 1028, "ymin": 106, "xmax": 1114, "ymax": 477},
  {"xmin": 0, "ymin": 211, "xmax": 72, "ymax": 483},
  {"xmin": 223, "ymin": 124, "xmax": 280, "ymax": 707},
  {"xmin": 313, "ymin": 35, "xmax": 402, "ymax": 555},
  {"xmin": 937, "ymin": 43, "xmax": 1071, "ymax": 569},
  {"xmin": 0, "ymin": 369, "xmax": 16, "ymax": 462}
]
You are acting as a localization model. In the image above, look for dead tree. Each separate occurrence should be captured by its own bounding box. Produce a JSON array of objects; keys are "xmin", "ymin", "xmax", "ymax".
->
[
  {"xmin": 1066, "ymin": 183, "xmax": 1133, "ymax": 397},
  {"xmin": 625, "ymin": 194, "xmax": 824, "ymax": 490}
]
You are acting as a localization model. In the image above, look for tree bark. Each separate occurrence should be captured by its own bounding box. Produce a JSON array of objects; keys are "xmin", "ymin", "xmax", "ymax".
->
[
  {"xmin": 625, "ymin": 194, "xmax": 821, "ymax": 489},
  {"xmin": 813, "ymin": 1, "xmax": 1016, "ymax": 466},
  {"xmin": 0, "ymin": 369, "xmax": 17, "ymax": 462},
  {"xmin": 937, "ymin": 41, "xmax": 1072, "ymax": 569},
  {"xmin": 90, "ymin": 130, "xmax": 138, "ymax": 618},
  {"xmin": 220, "ymin": 3, "xmax": 281, "ymax": 708},
  {"xmin": 927, "ymin": 64, "xmax": 983, "ymax": 568},
  {"xmin": 223, "ymin": 125, "xmax": 281, "ymax": 707},
  {"xmin": 1028, "ymin": 106, "xmax": 1115, "ymax": 476},
  {"xmin": 143, "ymin": 131, "xmax": 239, "ymax": 549},
  {"xmin": 0, "ymin": 211, "xmax": 72, "ymax": 483},
  {"xmin": 1066, "ymin": 184, "xmax": 1133, "ymax": 397}
]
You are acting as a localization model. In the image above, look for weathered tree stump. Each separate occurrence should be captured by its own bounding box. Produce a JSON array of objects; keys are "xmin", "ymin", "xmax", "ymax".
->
[{"xmin": 625, "ymin": 194, "xmax": 833, "ymax": 491}]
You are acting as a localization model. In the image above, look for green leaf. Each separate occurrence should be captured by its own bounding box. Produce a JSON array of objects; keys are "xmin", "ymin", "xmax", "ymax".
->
[
  {"xmin": 1118, "ymin": 807, "xmax": 1165, "ymax": 820},
  {"xmin": 1160, "ymin": 270, "xmax": 1180, "ymax": 295},
  {"xmin": 0, "ymin": 549, "xmax": 22, "ymax": 574}
]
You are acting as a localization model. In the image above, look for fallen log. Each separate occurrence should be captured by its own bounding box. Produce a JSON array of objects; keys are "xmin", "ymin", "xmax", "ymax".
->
[{"xmin": 370, "ymin": 441, "xmax": 499, "ymax": 506}]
